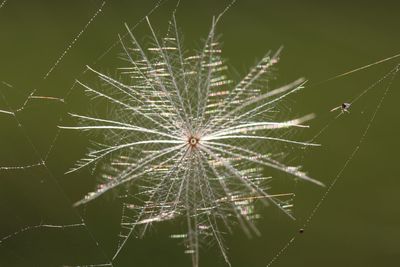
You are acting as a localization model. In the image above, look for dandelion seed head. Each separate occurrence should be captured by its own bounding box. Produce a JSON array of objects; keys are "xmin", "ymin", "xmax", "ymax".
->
[{"xmin": 62, "ymin": 14, "xmax": 322, "ymax": 267}]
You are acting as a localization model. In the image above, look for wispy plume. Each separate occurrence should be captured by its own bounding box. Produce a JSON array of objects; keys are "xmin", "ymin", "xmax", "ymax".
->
[{"xmin": 61, "ymin": 13, "xmax": 321, "ymax": 267}]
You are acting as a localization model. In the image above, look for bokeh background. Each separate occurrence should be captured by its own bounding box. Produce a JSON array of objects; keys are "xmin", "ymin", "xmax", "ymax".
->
[{"xmin": 1, "ymin": 0, "xmax": 399, "ymax": 266}]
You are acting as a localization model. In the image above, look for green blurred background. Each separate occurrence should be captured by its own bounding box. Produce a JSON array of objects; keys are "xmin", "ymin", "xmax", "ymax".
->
[{"xmin": 0, "ymin": 0, "xmax": 399, "ymax": 266}]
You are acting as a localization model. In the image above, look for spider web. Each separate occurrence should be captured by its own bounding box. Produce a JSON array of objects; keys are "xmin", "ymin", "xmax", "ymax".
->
[
  {"xmin": 0, "ymin": 1, "xmax": 166, "ymax": 266},
  {"xmin": 1, "ymin": 1, "xmax": 399, "ymax": 267}
]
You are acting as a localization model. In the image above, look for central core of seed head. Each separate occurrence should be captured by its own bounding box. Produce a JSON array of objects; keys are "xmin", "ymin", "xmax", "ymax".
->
[{"xmin": 188, "ymin": 136, "xmax": 199, "ymax": 147}]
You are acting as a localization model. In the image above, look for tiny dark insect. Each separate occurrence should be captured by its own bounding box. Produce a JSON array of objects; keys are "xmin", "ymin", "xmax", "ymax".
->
[
  {"xmin": 299, "ymin": 228, "xmax": 304, "ymax": 234},
  {"xmin": 331, "ymin": 102, "xmax": 351, "ymax": 113},
  {"xmin": 341, "ymin": 102, "xmax": 351, "ymax": 111}
]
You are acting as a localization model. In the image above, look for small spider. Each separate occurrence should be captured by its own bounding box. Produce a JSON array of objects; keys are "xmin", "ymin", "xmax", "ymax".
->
[{"xmin": 331, "ymin": 102, "xmax": 351, "ymax": 113}]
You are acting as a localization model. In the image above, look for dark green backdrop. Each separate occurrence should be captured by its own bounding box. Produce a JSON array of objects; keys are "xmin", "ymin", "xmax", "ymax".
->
[{"xmin": 0, "ymin": 1, "xmax": 399, "ymax": 267}]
